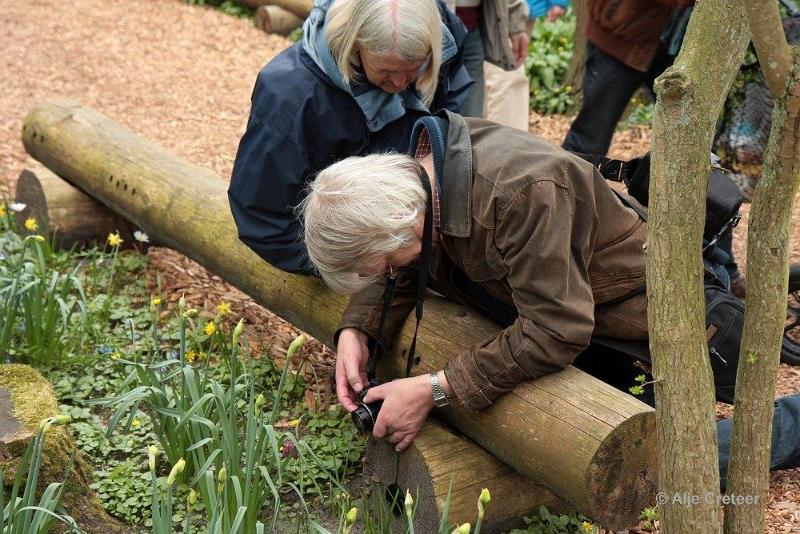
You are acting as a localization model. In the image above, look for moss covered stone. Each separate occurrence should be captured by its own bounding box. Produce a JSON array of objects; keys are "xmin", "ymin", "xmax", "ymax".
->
[{"xmin": 0, "ymin": 364, "xmax": 130, "ymax": 533}]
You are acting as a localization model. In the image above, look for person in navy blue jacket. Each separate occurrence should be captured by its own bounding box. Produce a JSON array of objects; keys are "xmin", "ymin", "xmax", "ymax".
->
[{"xmin": 228, "ymin": 0, "xmax": 472, "ymax": 275}]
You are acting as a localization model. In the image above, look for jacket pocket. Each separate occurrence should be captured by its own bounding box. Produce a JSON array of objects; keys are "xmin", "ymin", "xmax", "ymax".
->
[{"xmin": 591, "ymin": 0, "xmax": 666, "ymax": 43}]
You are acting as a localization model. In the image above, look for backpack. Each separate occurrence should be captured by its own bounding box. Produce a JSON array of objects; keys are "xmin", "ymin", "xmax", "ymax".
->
[{"xmin": 575, "ymin": 152, "xmax": 745, "ymax": 404}]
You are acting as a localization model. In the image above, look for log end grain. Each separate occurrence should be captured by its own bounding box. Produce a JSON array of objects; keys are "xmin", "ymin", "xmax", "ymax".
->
[{"xmin": 585, "ymin": 409, "xmax": 657, "ymax": 529}]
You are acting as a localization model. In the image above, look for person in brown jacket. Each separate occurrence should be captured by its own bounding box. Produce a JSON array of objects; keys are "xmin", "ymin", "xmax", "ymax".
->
[
  {"xmin": 300, "ymin": 110, "xmax": 648, "ymax": 450},
  {"xmin": 299, "ymin": 111, "xmax": 800, "ymax": 484}
]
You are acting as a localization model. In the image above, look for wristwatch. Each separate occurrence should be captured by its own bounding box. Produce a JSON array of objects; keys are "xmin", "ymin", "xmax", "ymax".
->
[{"xmin": 429, "ymin": 372, "xmax": 450, "ymax": 408}]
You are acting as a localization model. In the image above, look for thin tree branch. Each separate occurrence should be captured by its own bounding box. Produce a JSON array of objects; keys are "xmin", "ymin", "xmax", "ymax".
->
[{"xmin": 744, "ymin": 0, "xmax": 792, "ymax": 95}]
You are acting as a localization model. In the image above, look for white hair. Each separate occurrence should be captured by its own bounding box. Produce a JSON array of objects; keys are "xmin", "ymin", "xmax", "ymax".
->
[
  {"xmin": 299, "ymin": 153, "xmax": 426, "ymax": 294},
  {"xmin": 325, "ymin": 0, "xmax": 444, "ymax": 106}
]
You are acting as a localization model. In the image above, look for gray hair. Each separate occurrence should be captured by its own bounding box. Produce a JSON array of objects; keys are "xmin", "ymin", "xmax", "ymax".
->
[
  {"xmin": 325, "ymin": 0, "xmax": 443, "ymax": 106},
  {"xmin": 299, "ymin": 153, "xmax": 426, "ymax": 294}
]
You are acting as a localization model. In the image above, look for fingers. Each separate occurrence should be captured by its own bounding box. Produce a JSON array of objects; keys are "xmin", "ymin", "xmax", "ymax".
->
[
  {"xmin": 362, "ymin": 382, "xmax": 389, "ymax": 404},
  {"xmin": 373, "ymin": 415, "xmax": 388, "ymax": 438},
  {"xmin": 395, "ymin": 433, "xmax": 416, "ymax": 452},
  {"xmin": 336, "ymin": 369, "xmax": 358, "ymax": 412},
  {"xmin": 335, "ymin": 357, "xmax": 359, "ymax": 412}
]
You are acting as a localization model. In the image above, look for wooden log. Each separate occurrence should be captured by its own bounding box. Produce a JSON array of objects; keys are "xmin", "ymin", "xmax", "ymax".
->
[
  {"xmin": 364, "ymin": 420, "xmax": 566, "ymax": 533},
  {"xmin": 240, "ymin": 0, "xmax": 311, "ymax": 18},
  {"xmin": 21, "ymin": 99, "xmax": 656, "ymax": 529},
  {"xmin": 266, "ymin": 0, "xmax": 312, "ymax": 18},
  {"xmin": 14, "ymin": 164, "xmax": 138, "ymax": 250},
  {"xmin": 255, "ymin": 5, "xmax": 303, "ymax": 36}
]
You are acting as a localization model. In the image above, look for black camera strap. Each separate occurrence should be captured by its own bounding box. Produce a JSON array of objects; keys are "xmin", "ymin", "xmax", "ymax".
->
[
  {"xmin": 365, "ymin": 165, "xmax": 434, "ymax": 382},
  {"xmin": 405, "ymin": 166, "xmax": 434, "ymax": 377}
]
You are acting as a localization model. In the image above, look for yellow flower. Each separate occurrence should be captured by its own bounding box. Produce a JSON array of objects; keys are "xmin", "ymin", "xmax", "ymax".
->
[
  {"xmin": 151, "ymin": 296, "xmax": 161, "ymax": 307},
  {"xmin": 24, "ymin": 217, "xmax": 38, "ymax": 231},
  {"xmin": 581, "ymin": 521, "xmax": 594, "ymax": 533},
  {"xmin": 107, "ymin": 232, "xmax": 123, "ymax": 247},
  {"xmin": 204, "ymin": 321, "xmax": 216, "ymax": 336},
  {"xmin": 216, "ymin": 301, "xmax": 231, "ymax": 316},
  {"xmin": 0, "ymin": 204, "xmax": 5, "ymax": 217},
  {"xmin": 111, "ymin": 352, "xmax": 121, "ymax": 360},
  {"xmin": 131, "ymin": 418, "xmax": 141, "ymax": 429},
  {"xmin": 186, "ymin": 350, "xmax": 197, "ymax": 363},
  {"xmin": 287, "ymin": 418, "xmax": 301, "ymax": 428}
]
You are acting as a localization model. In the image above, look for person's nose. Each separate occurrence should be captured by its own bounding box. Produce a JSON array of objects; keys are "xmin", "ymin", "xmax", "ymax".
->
[{"xmin": 390, "ymin": 73, "xmax": 408, "ymax": 90}]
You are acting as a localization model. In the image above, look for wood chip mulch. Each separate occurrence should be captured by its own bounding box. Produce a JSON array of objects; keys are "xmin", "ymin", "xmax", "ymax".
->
[{"xmin": 0, "ymin": 0, "xmax": 797, "ymax": 530}]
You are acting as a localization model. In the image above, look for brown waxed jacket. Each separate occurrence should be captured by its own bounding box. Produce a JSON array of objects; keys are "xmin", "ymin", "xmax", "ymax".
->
[
  {"xmin": 585, "ymin": 0, "xmax": 694, "ymax": 71},
  {"xmin": 337, "ymin": 111, "xmax": 649, "ymax": 410}
]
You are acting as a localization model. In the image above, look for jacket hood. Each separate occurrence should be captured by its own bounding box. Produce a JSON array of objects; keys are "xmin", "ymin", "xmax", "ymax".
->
[{"xmin": 301, "ymin": 0, "xmax": 459, "ymax": 132}]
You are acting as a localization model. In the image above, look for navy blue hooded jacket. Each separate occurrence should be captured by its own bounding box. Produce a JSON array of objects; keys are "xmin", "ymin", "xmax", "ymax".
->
[{"xmin": 228, "ymin": 0, "xmax": 472, "ymax": 274}]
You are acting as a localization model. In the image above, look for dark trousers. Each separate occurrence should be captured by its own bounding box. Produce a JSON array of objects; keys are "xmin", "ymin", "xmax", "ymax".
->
[
  {"xmin": 718, "ymin": 394, "xmax": 800, "ymax": 490},
  {"xmin": 562, "ymin": 42, "xmax": 675, "ymax": 156}
]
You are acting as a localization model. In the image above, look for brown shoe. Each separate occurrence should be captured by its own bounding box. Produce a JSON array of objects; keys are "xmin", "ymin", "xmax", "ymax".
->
[{"xmin": 730, "ymin": 274, "xmax": 747, "ymax": 299}]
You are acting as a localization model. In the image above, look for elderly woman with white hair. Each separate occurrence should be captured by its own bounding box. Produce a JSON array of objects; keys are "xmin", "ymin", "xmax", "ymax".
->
[{"xmin": 228, "ymin": 0, "xmax": 473, "ymax": 274}]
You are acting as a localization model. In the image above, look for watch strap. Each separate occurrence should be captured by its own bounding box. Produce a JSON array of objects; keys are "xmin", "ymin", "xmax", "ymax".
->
[{"xmin": 429, "ymin": 372, "xmax": 449, "ymax": 408}]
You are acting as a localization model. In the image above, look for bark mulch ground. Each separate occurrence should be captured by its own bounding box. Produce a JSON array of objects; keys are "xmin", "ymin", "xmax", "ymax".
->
[{"xmin": 0, "ymin": 0, "xmax": 797, "ymax": 531}]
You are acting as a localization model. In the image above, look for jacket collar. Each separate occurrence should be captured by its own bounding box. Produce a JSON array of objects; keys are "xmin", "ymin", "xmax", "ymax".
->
[
  {"xmin": 439, "ymin": 110, "xmax": 473, "ymax": 238},
  {"xmin": 301, "ymin": 0, "xmax": 458, "ymax": 133},
  {"xmin": 409, "ymin": 111, "xmax": 473, "ymax": 238}
]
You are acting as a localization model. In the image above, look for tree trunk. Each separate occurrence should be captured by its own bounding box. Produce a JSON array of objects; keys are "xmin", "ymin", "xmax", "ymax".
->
[
  {"xmin": 724, "ymin": 2, "xmax": 800, "ymax": 532},
  {"xmin": 648, "ymin": 1, "xmax": 750, "ymax": 533},
  {"xmin": 563, "ymin": 0, "xmax": 587, "ymax": 114},
  {"xmin": 364, "ymin": 420, "xmax": 565, "ymax": 533},
  {"xmin": 21, "ymin": 99, "xmax": 657, "ymax": 529},
  {"xmin": 14, "ymin": 164, "xmax": 137, "ymax": 250}
]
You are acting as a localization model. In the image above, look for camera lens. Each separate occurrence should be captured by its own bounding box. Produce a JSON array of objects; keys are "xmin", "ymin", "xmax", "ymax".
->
[{"xmin": 352, "ymin": 404, "xmax": 374, "ymax": 432}]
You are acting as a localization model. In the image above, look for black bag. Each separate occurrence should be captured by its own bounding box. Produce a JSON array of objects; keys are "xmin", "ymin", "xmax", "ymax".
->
[
  {"xmin": 576, "ymin": 151, "xmax": 745, "ymax": 404},
  {"xmin": 577, "ymin": 152, "xmax": 744, "ymax": 243}
]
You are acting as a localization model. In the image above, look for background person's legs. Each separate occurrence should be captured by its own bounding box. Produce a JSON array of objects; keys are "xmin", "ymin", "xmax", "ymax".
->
[
  {"xmin": 562, "ymin": 43, "xmax": 648, "ymax": 155},
  {"xmin": 460, "ymin": 28, "xmax": 485, "ymax": 117},
  {"xmin": 483, "ymin": 61, "xmax": 530, "ymax": 131},
  {"xmin": 718, "ymin": 394, "xmax": 800, "ymax": 490}
]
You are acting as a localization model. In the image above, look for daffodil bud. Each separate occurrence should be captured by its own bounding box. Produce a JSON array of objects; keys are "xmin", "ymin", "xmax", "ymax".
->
[
  {"xmin": 188, "ymin": 489, "xmax": 197, "ymax": 505},
  {"xmin": 287, "ymin": 335, "xmax": 306, "ymax": 358},
  {"xmin": 255, "ymin": 393, "xmax": 265, "ymax": 411},
  {"xmin": 52, "ymin": 414, "xmax": 71, "ymax": 426},
  {"xmin": 232, "ymin": 318, "xmax": 245, "ymax": 346},
  {"xmin": 31, "ymin": 235, "xmax": 45, "ymax": 242},
  {"xmin": 179, "ymin": 294, "xmax": 186, "ymax": 312},
  {"xmin": 182, "ymin": 308, "xmax": 199, "ymax": 319},
  {"xmin": 477, "ymin": 488, "xmax": 490, "ymax": 519},
  {"xmin": 217, "ymin": 465, "xmax": 227, "ymax": 483},
  {"xmin": 451, "ymin": 523, "xmax": 471, "ymax": 534},
  {"xmin": 404, "ymin": 490, "xmax": 414, "ymax": 519},
  {"xmin": 148, "ymin": 445, "xmax": 158, "ymax": 473},
  {"xmin": 167, "ymin": 458, "xmax": 186, "ymax": 485},
  {"xmin": 342, "ymin": 507, "xmax": 358, "ymax": 534},
  {"xmin": 345, "ymin": 507, "xmax": 358, "ymax": 525}
]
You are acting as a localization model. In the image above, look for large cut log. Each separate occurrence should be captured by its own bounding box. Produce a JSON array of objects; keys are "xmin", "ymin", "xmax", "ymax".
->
[
  {"xmin": 14, "ymin": 164, "xmax": 137, "ymax": 249},
  {"xmin": 21, "ymin": 99, "xmax": 656, "ymax": 529},
  {"xmin": 365, "ymin": 420, "xmax": 565, "ymax": 533},
  {"xmin": 255, "ymin": 5, "xmax": 303, "ymax": 36}
]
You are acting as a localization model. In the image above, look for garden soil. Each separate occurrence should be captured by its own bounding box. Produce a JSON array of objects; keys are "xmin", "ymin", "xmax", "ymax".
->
[{"xmin": 0, "ymin": 0, "xmax": 797, "ymax": 531}]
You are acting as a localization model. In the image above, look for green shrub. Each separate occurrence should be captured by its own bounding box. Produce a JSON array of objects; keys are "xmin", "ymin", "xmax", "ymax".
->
[{"xmin": 525, "ymin": 11, "xmax": 576, "ymax": 115}]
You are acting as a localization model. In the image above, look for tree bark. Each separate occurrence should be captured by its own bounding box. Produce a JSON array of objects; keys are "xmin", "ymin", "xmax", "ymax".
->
[
  {"xmin": 365, "ymin": 420, "xmax": 565, "ymax": 533},
  {"xmin": 563, "ymin": 0, "xmax": 587, "ymax": 114},
  {"xmin": 14, "ymin": 164, "xmax": 137, "ymax": 250},
  {"xmin": 724, "ymin": 2, "xmax": 800, "ymax": 532},
  {"xmin": 21, "ymin": 99, "xmax": 657, "ymax": 529},
  {"xmin": 647, "ymin": 1, "xmax": 750, "ymax": 533}
]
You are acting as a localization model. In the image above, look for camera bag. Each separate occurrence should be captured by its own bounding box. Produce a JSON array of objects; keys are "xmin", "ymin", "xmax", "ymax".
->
[{"xmin": 576, "ymin": 151, "xmax": 746, "ymax": 404}]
